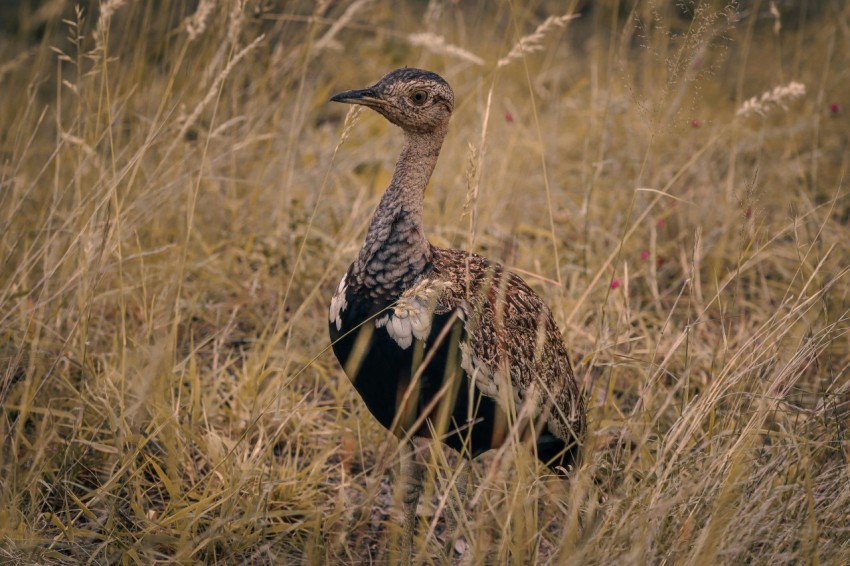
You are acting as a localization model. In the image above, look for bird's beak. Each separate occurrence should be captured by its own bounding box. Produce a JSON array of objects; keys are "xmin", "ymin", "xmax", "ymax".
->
[{"xmin": 330, "ymin": 87, "xmax": 384, "ymax": 108}]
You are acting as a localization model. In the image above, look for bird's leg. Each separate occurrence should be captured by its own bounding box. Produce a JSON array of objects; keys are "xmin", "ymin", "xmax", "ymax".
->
[
  {"xmin": 443, "ymin": 458, "xmax": 470, "ymax": 556},
  {"xmin": 399, "ymin": 438, "xmax": 426, "ymax": 565}
]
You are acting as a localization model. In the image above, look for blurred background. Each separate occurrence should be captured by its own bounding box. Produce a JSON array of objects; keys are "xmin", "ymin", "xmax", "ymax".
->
[{"xmin": 1, "ymin": 1, "xmax": 848, "ymax": 563}]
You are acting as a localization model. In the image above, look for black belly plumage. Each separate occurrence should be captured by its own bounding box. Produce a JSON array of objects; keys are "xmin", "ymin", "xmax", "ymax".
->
[
  {"xmin": 329, "ymin": 290, "xmax": 501, "ymax": 457},
  {"xmin": 329, "ymin": 286, "xmax": 575, "ymax": 471}
]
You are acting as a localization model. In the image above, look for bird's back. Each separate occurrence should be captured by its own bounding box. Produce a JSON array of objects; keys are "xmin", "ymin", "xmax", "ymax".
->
[{"xmin": 430, "ymin": 247, "xmax": 585, "ymax": 463}]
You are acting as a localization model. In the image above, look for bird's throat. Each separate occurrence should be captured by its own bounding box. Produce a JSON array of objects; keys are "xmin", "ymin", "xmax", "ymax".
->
[{"xmin": 354, "ymin": 126, "xmax": 447, "ymax": 295}]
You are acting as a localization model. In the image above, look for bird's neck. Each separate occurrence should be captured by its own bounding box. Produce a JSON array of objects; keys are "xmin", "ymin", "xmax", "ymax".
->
[{"xmin": 354, "ymin": 125, "xmax": 447, "ymax": 294}]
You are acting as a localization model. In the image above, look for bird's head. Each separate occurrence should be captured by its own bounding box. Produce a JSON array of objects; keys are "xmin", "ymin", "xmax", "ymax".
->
[{"xmin": 330, "ymin": 68, "xmax": 454, "ymax": 133}]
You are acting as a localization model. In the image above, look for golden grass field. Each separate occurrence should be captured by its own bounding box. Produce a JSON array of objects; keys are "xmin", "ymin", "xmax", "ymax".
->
[{"xmin": 1, "ymin": 0, "xmax": 849, "ymax": 563}]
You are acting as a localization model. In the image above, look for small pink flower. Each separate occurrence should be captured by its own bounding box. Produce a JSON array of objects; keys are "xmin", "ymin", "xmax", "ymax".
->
[
  {"xmin": 610, "ymin": 279, "xmax": 620, "ymax": 290},
  {"xmin": 830, "ymin": 102, "xmax": 840, "ymax": 114},
  {"xmin": 640, "ymin": 250, "xmax": 650, "ymax": 261},
  {"xmin": 692, "ymin": 58, "xmax": 702, "ymax": 68},
  {"xmin": 505, "ymin": 111, "xmax": 514, "ymax": 123},
  {"xmin": 691, "ymin": 119, "xmax": 701, "ymax": 128},
  {"xmin": 656, "ymin": 218, "xmax": 666, "ymax": 229}
]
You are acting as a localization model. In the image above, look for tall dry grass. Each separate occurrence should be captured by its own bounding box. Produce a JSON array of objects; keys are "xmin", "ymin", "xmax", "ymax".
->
[{"xmin": 1, "ymin": 1, "xmax": 848, "ymax": 563}]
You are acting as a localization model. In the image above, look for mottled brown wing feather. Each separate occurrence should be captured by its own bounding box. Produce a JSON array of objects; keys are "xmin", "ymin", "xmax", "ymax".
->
[{"xmin": 428, "ymin": 246, "xmax": 585, "ymax": 443}]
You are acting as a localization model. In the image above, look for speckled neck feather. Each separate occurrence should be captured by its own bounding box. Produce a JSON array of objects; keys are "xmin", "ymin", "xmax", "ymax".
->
[{"xmin": 353, "ymin": 124, "xmax": 447, "ymax": 296}]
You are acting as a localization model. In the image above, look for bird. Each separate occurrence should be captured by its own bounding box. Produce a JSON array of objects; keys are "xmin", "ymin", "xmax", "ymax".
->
[{"xmin": 327, "ymin": 68, "xmax": 585, "ymax": 561}]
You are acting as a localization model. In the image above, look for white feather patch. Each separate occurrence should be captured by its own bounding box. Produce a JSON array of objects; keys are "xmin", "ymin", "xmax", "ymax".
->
[
  {"xmin": 329, "ymin": 274, "xmax": 348, "ymax": 331},
  {"xmin": 374, "ymin": 278, "xmax": 446, "ymax": 350},
  {"xmin": 390, "ymin": 315, "xmax": 411, "ymax": 348}
]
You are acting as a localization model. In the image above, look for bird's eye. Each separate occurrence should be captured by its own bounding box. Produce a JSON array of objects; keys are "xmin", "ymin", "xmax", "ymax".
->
[{"xmin": 410, "ymin": 90, "xmax": 429, "ymax": 105}]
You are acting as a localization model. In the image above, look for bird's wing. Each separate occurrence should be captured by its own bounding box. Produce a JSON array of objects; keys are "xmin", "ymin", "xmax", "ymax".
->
[
  {"xmin": 374, "ymin": 276, "xmax": 448, "ymax": 350},
  {"xmin": 430, "ymin": 246, "xmax": 584, "ymax": 438}
]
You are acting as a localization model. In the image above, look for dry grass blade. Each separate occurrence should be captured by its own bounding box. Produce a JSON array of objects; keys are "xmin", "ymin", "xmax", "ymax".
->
[
  {"xmin": 497, "ymin": 14, "xmax": 579, "ymax": 68},
  {"xmin": 185, "ymin": 0, "xmax": 215, "ymax": 41},
  {"xmin": 178, "ymin": 35, "xmax": 265, "ymax": 140},
  {"xmin": 736, "ymin": 81, "xmax": 806, "ymax": 117},
  {"xmin": 313, "ymin": 0, "xmax": 373, "ymax": 53},
  {"xmin": 93, "ymin": 0, "xmax": 127, "ymax": 52},
  {"xmin": 408, "ymin": 33, "xmax": 485, "ymax": 66}
]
